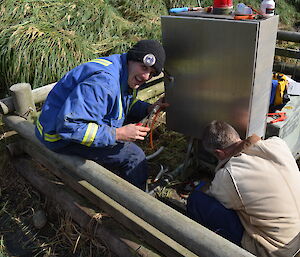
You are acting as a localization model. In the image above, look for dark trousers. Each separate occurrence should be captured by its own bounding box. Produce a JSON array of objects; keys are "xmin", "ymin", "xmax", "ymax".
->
[
  {"xmin": 187, "ymin": 190, "xmax": 244, "ymax": 246},
  {"xmin": 55, "ymin": 142, "xmax": 148, "ymax": 190}
]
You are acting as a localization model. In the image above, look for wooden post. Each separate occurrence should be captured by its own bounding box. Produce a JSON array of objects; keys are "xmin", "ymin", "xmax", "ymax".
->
[
  {"xmin": 0, "ymin": 83, "xmax": 56, "ymax": 115},
  {"xmin": 9, "ymin": 83, "xmax": 37, "ymax": 122}
]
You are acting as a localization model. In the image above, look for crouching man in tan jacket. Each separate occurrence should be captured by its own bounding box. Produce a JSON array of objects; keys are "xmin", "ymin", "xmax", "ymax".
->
[{"xmin": 187, "ymin": 120, "xmax": 300, "ymax": 257}]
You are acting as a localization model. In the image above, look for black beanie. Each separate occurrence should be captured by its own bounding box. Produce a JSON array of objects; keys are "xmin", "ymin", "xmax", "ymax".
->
[{"xmin": 127, "ymin": 40, "xmax": 166, "ymax": 76}]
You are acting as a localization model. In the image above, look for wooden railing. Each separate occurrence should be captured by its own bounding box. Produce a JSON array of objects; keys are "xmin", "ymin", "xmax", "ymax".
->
[
  {"xmin": 1, "ymin": 83, "xmax": 255, "ymax": 257},
  {"xmin": 274, "ymin": 30, "xmax": 300, "ymax": 80}
]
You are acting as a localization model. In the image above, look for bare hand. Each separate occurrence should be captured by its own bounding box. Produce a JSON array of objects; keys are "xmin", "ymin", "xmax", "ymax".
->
[{"xmin": 116, "ymin": 124, "xmax": 150, "ymax": 142}]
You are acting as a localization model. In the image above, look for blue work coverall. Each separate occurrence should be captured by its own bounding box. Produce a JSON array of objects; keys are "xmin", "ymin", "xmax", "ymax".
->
[
  {"xmin": 187, "ymin": 185, "xmax": 244, "ymax": 246},
  {"xmin": 35, "ymin": 53, "xmax": 150, "ymax": 189}
]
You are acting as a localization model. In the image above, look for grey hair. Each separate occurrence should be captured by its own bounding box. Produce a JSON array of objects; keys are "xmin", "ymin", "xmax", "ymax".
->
[{"xmin": 202, "ymin": 120, "xmax": 240, "ymax": 153}]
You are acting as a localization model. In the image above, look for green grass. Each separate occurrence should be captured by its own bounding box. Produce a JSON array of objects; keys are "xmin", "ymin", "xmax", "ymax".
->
[{"xmin": 0, "ymin": 21, "xmax": 96, "ymax": 91}]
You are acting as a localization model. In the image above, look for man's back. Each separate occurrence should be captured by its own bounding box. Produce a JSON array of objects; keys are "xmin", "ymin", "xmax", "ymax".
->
[{"xmin": 208, "ymin": 137, "xmax": 300, "ymax": 257}]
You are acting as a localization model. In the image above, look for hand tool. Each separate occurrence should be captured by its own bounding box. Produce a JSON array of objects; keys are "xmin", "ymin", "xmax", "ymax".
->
[
  {"xmin": 136, "ymin": 104, "xmax": 161, "ymax": 127},
  {"xmin": 267, "ymin": 112, "xmax": 287, "ymax": 123},
  {"xmin": 169, "ymin": 7, "xmax": 202, "ymax": 13}
]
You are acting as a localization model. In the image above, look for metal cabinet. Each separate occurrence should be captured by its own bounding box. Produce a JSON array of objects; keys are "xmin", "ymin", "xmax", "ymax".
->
[{"xmin": 162, "ymin": 14, "xmax": 279, "ymax": 139}]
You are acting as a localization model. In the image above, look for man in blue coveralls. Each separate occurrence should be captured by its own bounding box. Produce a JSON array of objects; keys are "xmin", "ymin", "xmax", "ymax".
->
[{"xmin": 35, "ymin": 40, "xmax": 166, "ymax": 190}]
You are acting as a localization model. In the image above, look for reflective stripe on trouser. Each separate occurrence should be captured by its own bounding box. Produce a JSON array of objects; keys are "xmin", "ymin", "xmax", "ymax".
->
[
  {"xmin": 187, "ymin": 190, "xmax": 244, "ymax": 246},
  {"xmin": 36, "ymin": 119, "xmax": 61, "ymax": 142},
  {"xmin": 54, "ymin": 142, "xmax": 148, "ymax": 190}
]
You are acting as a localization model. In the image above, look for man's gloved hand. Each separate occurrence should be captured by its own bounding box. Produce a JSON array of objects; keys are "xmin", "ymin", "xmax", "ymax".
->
[{"xmin": 116, "ymin": 124, "xmax": 150, "ymax": 142}]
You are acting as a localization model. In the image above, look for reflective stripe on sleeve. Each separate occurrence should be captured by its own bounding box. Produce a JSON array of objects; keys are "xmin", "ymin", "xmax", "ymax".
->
[
  {"xmin": 88, "ymin": 59, "xmax": 112, "ymax": 66},
  {"xmin": 118, "ymin": 94, "xmax": 123, "ymax": 120},
  {"xmin": 81, "ymin": 122, "xmax": 98, "ymax": 147}
]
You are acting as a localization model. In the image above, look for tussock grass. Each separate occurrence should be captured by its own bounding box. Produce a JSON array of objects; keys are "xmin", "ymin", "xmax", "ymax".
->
[
  {"xmin": 0, "ymin": 0, "xmax": 164, "ymax": 95},
  {"xmin": 0, "ymin": 22, "xmax": 96, "ymax": 91}
]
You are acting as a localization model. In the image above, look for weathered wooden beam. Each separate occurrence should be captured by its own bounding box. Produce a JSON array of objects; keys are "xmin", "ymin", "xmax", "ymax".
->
[
  {"xmin": 12, "ymin": 157, "xmax": 147, "ymax": 257},
  {"xmin": 138, "ymin": 82, "xmax": 164, "ymax": 101},
  {"xmin": 275, "ymin": 47, "xmax": 300, "ymax": 59},
  {"xmin": 273, "ymin": 61, "xmax": 300, "ymax": 78},
  {"xmin": 3, "ymin": 115, "xmax": 255, "ymax": 257},
  {"xmin": 277, "ymin": 30, "xmax": 300, "ymax": 43},
  {"xmin": 20, "ymin": 139, "xmax": 193, "ymax": 257}
]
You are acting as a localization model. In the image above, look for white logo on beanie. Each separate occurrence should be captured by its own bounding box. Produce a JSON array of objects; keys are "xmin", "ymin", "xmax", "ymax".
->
[{"xmin": 143, "ymin": 54, "xmax": 156, "ymax": 66}]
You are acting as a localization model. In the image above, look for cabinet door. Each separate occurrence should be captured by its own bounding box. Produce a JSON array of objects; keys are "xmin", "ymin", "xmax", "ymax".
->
[{"xmin": 162, "ymin": 15, "xmax": 278, "ymax": 138}]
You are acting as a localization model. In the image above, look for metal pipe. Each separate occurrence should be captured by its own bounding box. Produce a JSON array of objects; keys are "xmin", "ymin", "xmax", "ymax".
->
[{"xmin": 3, "ymin": 115, "xmax": 255, "ymax": 257}]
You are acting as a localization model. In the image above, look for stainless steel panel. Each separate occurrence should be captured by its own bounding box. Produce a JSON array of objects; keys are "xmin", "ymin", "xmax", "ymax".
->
[
  {"xmin": 162, "ymin": 15, "xmax": 278, "ymax": 139},
  {"xmin": 248, "ymin": 15, "xmax": 279, "ymax": 137}
]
